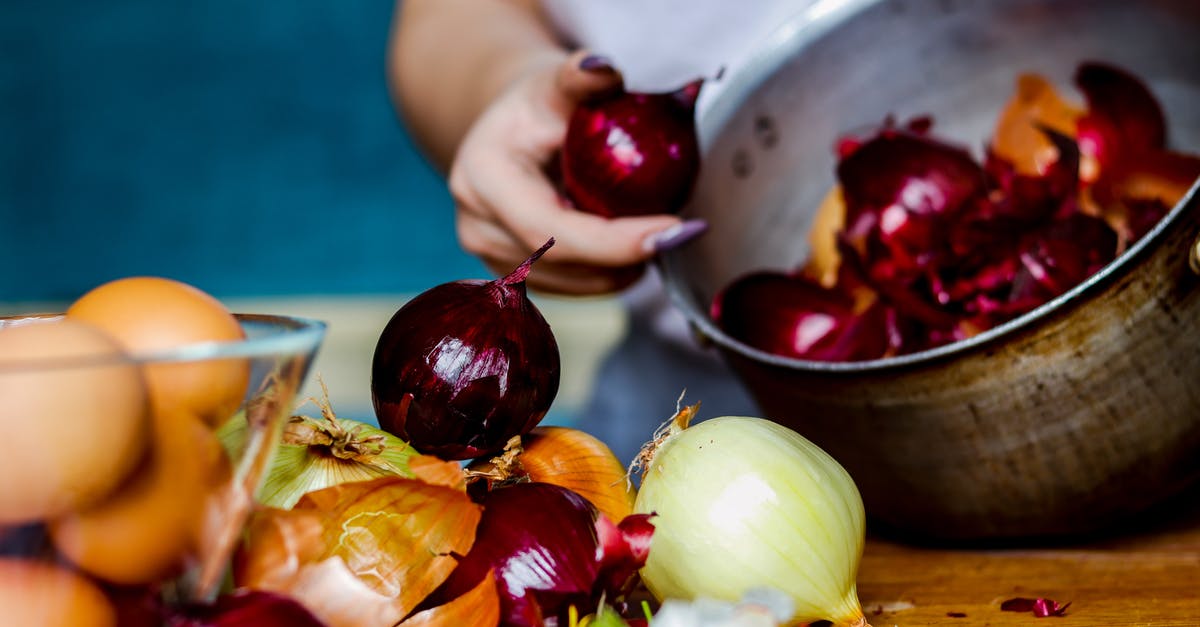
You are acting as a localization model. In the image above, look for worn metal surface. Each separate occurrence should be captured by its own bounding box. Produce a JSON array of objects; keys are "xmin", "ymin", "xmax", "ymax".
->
[{"xmin": 661, "ymin": 0, "xmax": 1200, "ymax": 540}]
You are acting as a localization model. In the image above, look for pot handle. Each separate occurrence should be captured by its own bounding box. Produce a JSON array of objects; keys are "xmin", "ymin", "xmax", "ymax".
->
[{"xmin": 1191, "ymin": 229, "xmax": 1200, "ymax": 275}]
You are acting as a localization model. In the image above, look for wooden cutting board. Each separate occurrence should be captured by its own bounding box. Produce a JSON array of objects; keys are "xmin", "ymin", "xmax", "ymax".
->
[{"xmin": 856, "ymin": 503, "xmax": 1200, "ymax": 626}]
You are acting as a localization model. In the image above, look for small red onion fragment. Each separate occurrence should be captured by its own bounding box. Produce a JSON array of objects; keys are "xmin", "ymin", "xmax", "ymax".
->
[
  {"xmin": 371, "ymin": 239, "xmax": 561, "ymax": 460},
  {"xmin": 561, "ymin": 80, "xmax": 703, "ymax": 218},
  {"xmin": 1000, "ymin": 596, "xmax": 1071, "ymax": 618}
]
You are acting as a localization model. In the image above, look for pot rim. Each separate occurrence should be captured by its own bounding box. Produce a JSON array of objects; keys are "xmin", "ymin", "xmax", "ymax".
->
[{"xmin": 660, "ymin": 0, "xmax": 1200, "ymax": 375}]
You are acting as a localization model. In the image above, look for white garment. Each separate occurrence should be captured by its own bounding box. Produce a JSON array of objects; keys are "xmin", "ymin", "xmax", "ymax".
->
[
  {"xmin": 541, "ymin": 0, "xmax": 819, "ymax": 115},
  {"xmin": 537, "ymin": 1, "xmax": 821, "ymax": 462}
]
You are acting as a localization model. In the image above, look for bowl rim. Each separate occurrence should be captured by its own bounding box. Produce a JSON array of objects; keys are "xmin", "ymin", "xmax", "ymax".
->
[
  {"xmin": 0, "ymin": 313, "xmax": 327, "ymax": 371},
  {"xmin": 661, "ymin": 0, "xmax": 1200, "ymax": 374}
]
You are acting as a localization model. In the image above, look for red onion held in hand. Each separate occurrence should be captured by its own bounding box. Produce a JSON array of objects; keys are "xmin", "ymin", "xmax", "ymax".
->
[
  {"xmin": 371, "ymin": 240, "xmax": 561, "ymax": 460},
  {"xmin": 561, "ymin": 79, "xmax": 703, "ymax": 217},
  {"xmin": 423, "ymin": 482, "xmax": 654, "ymax": 626}
]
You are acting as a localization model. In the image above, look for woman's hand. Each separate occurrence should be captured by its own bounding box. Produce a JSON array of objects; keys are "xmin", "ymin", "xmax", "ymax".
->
[{"xmin": 448, "ymin": 51, "xmax": 704, "ymax": 295}]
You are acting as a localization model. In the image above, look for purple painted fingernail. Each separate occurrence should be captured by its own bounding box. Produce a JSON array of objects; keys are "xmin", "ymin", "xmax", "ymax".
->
[
  {"xmin": 579, "ymin": 54, "xmax": 616, "ymax": 73},
  {"xmin": 644, "ymin": 219, "xmax": 709, "ymax": 253}
]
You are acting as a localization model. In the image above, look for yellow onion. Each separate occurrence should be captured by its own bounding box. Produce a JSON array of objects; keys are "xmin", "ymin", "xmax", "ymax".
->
[
  {"xmin": 468, "ymin": 426, "xmax": 635, "ymax": 523},
  {"xmin": 219, "ymin": 381, "xmax": 418, "ymax": 509},
  {"xmin": 633, "ymin": 403, "xmax": 870, "ymax": 627}
]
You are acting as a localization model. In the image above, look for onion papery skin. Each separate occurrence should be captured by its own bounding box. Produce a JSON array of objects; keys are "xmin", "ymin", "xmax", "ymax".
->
[
  {"xmin": 492, "ymin": 426, "xmax": 636, "ymax": 523},
  {"xmin": 561, "ymin": 80, "xmax": 702, "ymax": 218},
  {"xmin": 634, "ymin": 415, "xmax": 869, "ymax": 627},
  {"xmin": 371, "ymin": 242, "xmax": 561, "ymax": 461},
  {"xmin": 217, "ymin": 411, "xmax": 418, "ymax": 510}
]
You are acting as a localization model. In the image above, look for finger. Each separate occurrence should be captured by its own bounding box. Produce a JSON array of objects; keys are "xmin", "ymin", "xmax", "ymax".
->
[
  {"xmin": 471, "ymin": 157, "xmax": 684, "ymax": 267},
  {"xmin": 456, "ymin": 209, "xmax": 530, "ymax": 270},
  {"xmin": 522, "ymin": 260, "xmax": 647, "ymax": 296},
  {"xmin": 459, "ymin": 209, "xmax": 648, "ymax": 294},
  {"xmin": 551, "ymin": 49, "xmax": 624, "ymax": 112},
  {"xmin": 460, "ymin": 202, "xmax": 650, "ymax": 295}
]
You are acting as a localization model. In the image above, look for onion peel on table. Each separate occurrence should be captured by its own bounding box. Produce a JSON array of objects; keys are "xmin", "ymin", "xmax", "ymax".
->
[{"xmin": 233, "ymin": 472, "xmax": 481, "ymax": 627}]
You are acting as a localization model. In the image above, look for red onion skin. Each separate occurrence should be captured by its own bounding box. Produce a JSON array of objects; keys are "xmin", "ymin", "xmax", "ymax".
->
[
  {"xmin": 165, "ymin": 590, "xmax": 325, "ymax": 627},
  {"xmin": 838, "ymin": 126, "xmax": 991, "ymax": 284},
  {"xmin": 427, "ymin": 482, "xmax": 601, "ymax": 626},
  {"xmin": 711, "ymin": 62, "xmax": 1187, "ymax": 363},
  {"xmin": 712, "ymin": 271, "xmax": 893, "ymax": 362},
  {"xmin": 425, "ymin": 483, "xmax": 653, "ymax": 627},
  {"xmin": 1074, "ymin": 61, "xmax": 1166, "ymax": 171},
  {"xmin": 561, "ymin": 80, "xmax": 702, "ymax": 218},
  {"xmin": 371, "ymin": 241, "xmax": 561, "ymax": 461}
]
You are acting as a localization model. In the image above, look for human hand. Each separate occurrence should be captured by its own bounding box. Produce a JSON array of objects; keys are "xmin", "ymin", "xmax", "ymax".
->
[{"xmin": 448, "ymin": 50, "xmax": 707, "ymax": 295}]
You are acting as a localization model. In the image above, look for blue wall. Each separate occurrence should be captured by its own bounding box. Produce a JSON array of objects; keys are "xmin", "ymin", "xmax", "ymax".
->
[{"xmin": 1, "ymin": 0, "xmax": 487, "ymax": 302}]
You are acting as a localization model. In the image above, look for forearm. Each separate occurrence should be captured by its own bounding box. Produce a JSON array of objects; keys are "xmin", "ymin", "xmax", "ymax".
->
[{"xmin": 387, "ymin": 0, "xmax": 567, "ymax": 171}]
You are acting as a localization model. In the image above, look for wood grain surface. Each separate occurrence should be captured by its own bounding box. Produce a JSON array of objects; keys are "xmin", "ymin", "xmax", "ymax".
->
[{"xmin": 857, "ymin": 499, "xmax": 1200, "ymax": 626}]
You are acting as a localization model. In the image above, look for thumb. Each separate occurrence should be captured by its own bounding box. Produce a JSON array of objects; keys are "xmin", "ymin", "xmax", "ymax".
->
[{"xmin": 554, "ymin": 49, "xmax": 624, "ymax": 108}]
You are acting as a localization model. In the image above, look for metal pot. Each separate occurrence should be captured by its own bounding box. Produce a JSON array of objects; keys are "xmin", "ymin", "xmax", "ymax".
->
[{"xmin": 660, "ymin": 0, "xmax": 1200, "ymax": 540}]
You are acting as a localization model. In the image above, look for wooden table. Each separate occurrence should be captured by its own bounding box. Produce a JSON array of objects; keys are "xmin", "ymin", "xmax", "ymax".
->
[{"xmin": 857, "ymin": 502, "xmax": 1200, "ymax": 626}]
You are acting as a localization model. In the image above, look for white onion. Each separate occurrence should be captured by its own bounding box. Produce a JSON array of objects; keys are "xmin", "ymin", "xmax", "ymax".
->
[{"xmin": 633, "ymin": 407, "xmax": 870, "ymax": 627}]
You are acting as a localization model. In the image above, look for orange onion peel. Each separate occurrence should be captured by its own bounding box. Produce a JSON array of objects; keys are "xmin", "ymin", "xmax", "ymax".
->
[
  {"xmin": 398, "ymin": 568, "xmax": 500, "ymax": 627},
  {"xmin": 990, "ymin": 73, "xmax": 1085, "ymax": 178},
  {"xmin": 234, "ymin": 471, "xmax": 482, "ymax": 627},
  {"xmin": 467, "ymin": 426, "xmax": 636, "ymax": 523}
]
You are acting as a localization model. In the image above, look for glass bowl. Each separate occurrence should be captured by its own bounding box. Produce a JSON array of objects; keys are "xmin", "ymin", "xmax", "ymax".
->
[{"xmin": 0, "ymin": 312, "xmax": 325, "ymax": 622}]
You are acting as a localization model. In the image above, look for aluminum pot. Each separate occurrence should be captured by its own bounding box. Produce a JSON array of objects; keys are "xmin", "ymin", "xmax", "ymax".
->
[{"xmin": 660, "ymin": 0, "xmax": 1200, "ymax": 541}]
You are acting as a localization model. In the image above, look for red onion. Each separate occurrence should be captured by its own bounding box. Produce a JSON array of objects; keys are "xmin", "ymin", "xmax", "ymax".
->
[
  {"xmin": 837, "ymin": 122, "xmax": 990, "ymax": 285},
  {"xmin": 713, "ymin": 59, "xmax": 1196, "ymax": 362},
  {"xmin": 983, "ymin": 125, "xmax": 1082, "ymax": 224},
  {"xmin": 165, "ymin": 590, "xmax": 325, "ymax": 627},
  {"xmin": 423, "ymin": 482, "xmax": 654, "ymax": 626},
  {"xmin": 371, "ymin": 240, "xmax": 560, "ymax": 460},
  {"xmin": 712, "ymin": 271, "xmax": 895, "ymax": 362},
  {"xmin": 560, "ymin": 79, "xmax": 703, "ymax": 218},
  {"xmin": 1074, "ymin": 61, "xmax": 1166, "ymax": 171}
]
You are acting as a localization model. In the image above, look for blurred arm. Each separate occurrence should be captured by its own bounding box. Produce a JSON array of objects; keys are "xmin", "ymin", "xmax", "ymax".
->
[{"xmin": 386, "ymin": 0, "xmax": 566, "ymax": 171}]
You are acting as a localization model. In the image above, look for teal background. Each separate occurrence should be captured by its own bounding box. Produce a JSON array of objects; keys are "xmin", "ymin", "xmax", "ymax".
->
[{"xmin": 0, "ymin": 0, "xmax": 487, "ymax": 302}]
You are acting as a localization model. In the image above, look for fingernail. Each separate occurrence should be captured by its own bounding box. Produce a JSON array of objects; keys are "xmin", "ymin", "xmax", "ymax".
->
[
  {"xmin": 579, "ymin": 54, "xmax": 616, "ymax": 73},
  {"xmin": 644, "ymin": 219, "xmax": 709, "ymax": 253}
]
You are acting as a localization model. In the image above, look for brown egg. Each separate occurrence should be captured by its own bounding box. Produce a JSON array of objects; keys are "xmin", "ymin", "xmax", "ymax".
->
[
  {"xmin": 0, "ymin": 557, "xmax": 117, "ymax": 627},
  {"xmin": 67, "ymin": 276, "xmax": 251, "ymax": 426},
  {"xmin": 0, "ymin": 318, "xmax": 149, "ymax": 524},
  {"xmin": 49, "ymin": 410, "xmax": 230, "ymax": 585}
]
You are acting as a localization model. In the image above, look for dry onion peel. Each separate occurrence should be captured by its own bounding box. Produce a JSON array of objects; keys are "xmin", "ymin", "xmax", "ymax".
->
[
  {"xmin": 468, "ymin": 427, "xmax": 636, "ymax": 523},
  {"xmin": 633, "ymin": 403, "xmax": 870, "ymax": 627},
  {"xmin": 398, "ymin": 568, "xmax": 500, "ymax": 626},
  {"xmin": 218, "ymin": 377, "xmax": 418, "ymax": 509},
  {"xmin": 234, "ymin": 473, "xmax": 481, "ymax": 627}
]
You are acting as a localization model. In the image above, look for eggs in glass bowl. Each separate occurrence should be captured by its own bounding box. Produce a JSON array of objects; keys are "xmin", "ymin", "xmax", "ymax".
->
[{"xmin": 0, "ymin": 276, "xmax": 325, "ymax": 624}]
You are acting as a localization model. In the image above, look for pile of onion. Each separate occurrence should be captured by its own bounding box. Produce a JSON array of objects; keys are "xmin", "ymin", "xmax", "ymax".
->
[
  {"xmin": 211, "ymin": 239, "xmax": 658, "ymax": 626},
  {"xmin": 713, "ymin": 61, "xmax": 1200, "ymax": 361}
]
